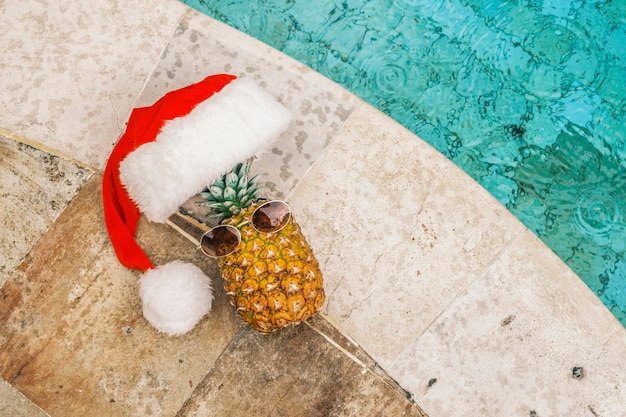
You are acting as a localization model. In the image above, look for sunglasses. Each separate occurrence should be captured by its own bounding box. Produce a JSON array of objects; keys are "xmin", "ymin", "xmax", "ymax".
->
[{"xmin": 200, "ymin": 200, "xmax": 291, "ymax": 258}]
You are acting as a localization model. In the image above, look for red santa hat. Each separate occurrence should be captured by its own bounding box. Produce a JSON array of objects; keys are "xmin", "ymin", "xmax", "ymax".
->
[{"xmin": 102, "ymin": 74, "xmax": 291, "ymax": 336}]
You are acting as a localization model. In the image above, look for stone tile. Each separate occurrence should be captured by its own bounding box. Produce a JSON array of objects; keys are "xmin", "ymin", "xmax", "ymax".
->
[
  {"xmin": 176, "ymin": 324, "xmax": 427, "ymax": 417},
  {"xmin": 0, "ymin": 379, "xmax": 49, "ymax": 417},
  {"xmin": 0, "ymin": 176, "xmax": 244, "ymax": 417},
  {"xmin": 288, "ymin": 103, "xmax": 527, "ymax": 370},
  {"xmin": 134, "ymin": 8, "xmax": 362, "ymax": 215},
  {"xmin": 0, "ymin": 134, "xmax": 92, "ymax": 286},
  {"xmin": 0, "ymin": 0, "xmax": 187, "ymax": 168},
  {"xmin": 388, "ymin": 229, "xmax": 626, "ymax": 416}
]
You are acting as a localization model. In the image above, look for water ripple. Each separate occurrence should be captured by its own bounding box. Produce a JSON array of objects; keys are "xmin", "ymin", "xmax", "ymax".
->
[{"xmin": 574, "ymin": 187, "xmax": 623, "ymax": 244}]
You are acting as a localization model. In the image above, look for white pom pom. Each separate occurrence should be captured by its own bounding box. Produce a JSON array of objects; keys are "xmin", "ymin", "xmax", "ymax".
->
[{"xmin": 139, "ymin": 261, "xmax": 213, "ymax": 336}]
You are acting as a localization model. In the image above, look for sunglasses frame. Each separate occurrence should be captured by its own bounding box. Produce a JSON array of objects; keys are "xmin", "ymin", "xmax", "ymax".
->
[{"xmin": 199, "ymin": 200, "xmax": 291, "ymax": 259}]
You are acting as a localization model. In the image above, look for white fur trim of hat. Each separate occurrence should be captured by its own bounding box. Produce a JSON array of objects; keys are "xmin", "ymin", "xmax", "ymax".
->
[{"xmin": 120, "ymin": 77, "xmax": 292, "ymax": 223}]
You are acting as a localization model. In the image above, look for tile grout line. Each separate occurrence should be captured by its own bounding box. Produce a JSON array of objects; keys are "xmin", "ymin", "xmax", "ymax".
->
[
  {"xmin": 129, "ymin": 5, "xmax": 192, "ymax": 113},
  {"xmin": 303, "ymin": 317, "xmax": 428, "ymax": 416},
  {"xmin": 0, "ymin": 128, "xmax": 98, "ymax": 173},
  {"xmin": 173, "ymin": 324, "xmax": 249, "ymax": 417},
  {"xmin": 284, "ymin": 98, "xmax": 367, "ymax": 204},
  {"xmin": 383, "ymin": 210, "xmax": 538, "ymax": 374}
]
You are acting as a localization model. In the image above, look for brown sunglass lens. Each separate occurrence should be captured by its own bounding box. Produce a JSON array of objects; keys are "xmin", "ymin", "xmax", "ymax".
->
[
  {"xmin": 200, "ymin": 225, "xmax": 240, "ymax": 257},
  {"xmin": 252, "ymin": 201, "xmax": 291, "ymax": 233}
]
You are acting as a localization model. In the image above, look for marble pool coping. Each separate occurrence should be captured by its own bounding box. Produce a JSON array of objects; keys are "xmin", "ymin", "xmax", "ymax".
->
[{"xmin": 2, "ymin": 1, "xmax": 625, "ymax": 415}]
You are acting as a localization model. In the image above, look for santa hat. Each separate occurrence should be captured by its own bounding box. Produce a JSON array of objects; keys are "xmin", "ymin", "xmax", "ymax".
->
[{"xmin": 102, "ymin": 74, "xmax": 292, "ymax": 336}]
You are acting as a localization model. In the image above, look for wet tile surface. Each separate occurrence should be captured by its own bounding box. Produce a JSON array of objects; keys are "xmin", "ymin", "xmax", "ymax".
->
[
  {"xmin": 0, "ymin": 0, "xmax": 187, "ymax": 168},
  {"xmin": 0, "ymin": 177, "xmax": 243, "ymax": 416},
  {"xmin": 0, "ymin": 134, "xmax": 92, "ymax": 285},
  {"xmin": 177, "ymin": 324, "xmax": 426, "ymax": 417},
  {"xmin": 289, "ymin": 103, "xmax": 527, "ymax": 369},
  {"xmin": 388, "ymin": 229, "xmax": 626, "ymax": 416}
]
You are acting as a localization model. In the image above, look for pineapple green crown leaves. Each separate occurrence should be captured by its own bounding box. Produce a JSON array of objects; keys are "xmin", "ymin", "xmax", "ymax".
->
[{"xmin": 198, "ymin": 158, "xmax": 259, "ymax": 219}]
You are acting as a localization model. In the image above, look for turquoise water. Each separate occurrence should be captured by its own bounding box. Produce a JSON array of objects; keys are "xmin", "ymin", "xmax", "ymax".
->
[{"xmin": 182, "ymin": 0, "xmax": 626, "ymax": 325}]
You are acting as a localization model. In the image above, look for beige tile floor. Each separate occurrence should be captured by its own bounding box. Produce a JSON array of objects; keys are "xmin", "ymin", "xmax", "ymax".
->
[{"xmin": 1, "ymin": 1, "xmax": 625, "ymax": 416}]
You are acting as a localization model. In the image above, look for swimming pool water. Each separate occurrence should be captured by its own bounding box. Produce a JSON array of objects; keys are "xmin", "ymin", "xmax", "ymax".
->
[{"xmin": 182, "ymin": 0, "xmax": 626, "ymax": 326}]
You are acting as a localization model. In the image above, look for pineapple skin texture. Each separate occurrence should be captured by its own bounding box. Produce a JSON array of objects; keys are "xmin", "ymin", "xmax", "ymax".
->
[{"xmin": 218, "ymin": 203, "xmax": 325, "ymax": 333}]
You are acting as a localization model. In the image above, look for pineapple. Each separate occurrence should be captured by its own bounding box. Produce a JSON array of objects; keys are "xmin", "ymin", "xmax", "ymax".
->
[{"xmin": 199, "ymin": 159, "xmax": 325, "ymax": 333}]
